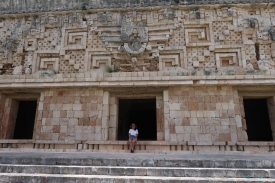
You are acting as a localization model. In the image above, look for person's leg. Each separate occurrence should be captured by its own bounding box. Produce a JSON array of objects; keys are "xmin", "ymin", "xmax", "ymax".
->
[
  {"xmin": 132, "ymin": 138, "xmax": 137, "ymax": 151},
  {"xmin": 129, "ymin": 138, "xmax": 133, "ymax": 150}
]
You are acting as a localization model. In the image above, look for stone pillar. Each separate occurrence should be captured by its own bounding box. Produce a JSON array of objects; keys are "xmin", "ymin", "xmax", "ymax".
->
[
  {"xmin": 156, "ymin": 95, "xmax": 164, "ymax": 141},
  {"xmin": 237, "ymin": 94, "xmax": 248, "ymax": 141},
  {"xmin": 102, "ymin": 91, "xmax": 110, "ymax": 141},
  {"xmin": 1, "ymin": 98, "xmax": 19, "ymax": 139},
  {"xmin": 33, "ymin": 92, "xmax": 44, "ymax": 140},
  {"xmin": 0, "ymin": 94, "xmax": 6, "ymax": 139},
  {"xmin": 163, "ymin": 90, "xmax": 170, "ymax": 141},
  {"xmin": 267, "ymin": 96, "xmax": 275, "ymax": 141},
  {"xmin": 109, "ymin": 97, "xmax": 118, "ymax": 140}
]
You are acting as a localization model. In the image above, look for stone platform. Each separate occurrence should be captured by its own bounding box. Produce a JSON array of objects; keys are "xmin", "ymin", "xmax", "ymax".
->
[{"xmin": 0, "ymin": 151, "xmax": 275, "ymax": 182}]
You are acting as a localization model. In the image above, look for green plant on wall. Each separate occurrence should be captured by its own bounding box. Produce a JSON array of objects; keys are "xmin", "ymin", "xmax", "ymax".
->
[
  {"xmin": 40, "ymin": 69, "xmax": 58, "ymax": 77},
  {"xmin": 105, "ymin": 65, "xmax": 113, "ymax": 73},
  {"xmin": 81, "ymin": 2, "xmax": 87, "ymax": 11}
]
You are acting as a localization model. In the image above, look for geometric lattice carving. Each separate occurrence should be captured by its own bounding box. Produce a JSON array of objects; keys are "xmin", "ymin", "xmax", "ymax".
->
[
  {"xmin": 212, "ymin": 21, "xmax": 242, "ymax": 45},
  {"xmin": 37, "ymin": 28, "xmax": 61, "ymax": 51},
  {"xmin": 59, "ymin": 50, "xmax": 86, "ymax": 73}
]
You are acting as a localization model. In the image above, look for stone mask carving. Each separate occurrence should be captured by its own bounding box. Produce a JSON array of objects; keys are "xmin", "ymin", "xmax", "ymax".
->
[
  {"xmin": 243, "ymin": 18, "xmax": 258, "ymax": 28},
  {"xmin": 268, "ymin": 26, "xmax": 275, "ymax": 41},
  {"xmin": 97, "ymin": 12, "xmax": 112, "ymax": 22},
  {"xmin": 121, "ymin": 17, "xmax": 148, "ymax": 55},
  {"xmin": 262, "ymin": 26, "xmax": 275, "ymax": 41},
  {"xmin": 2, "ymin": 34, "xmax": 19, "ymax": 51}
]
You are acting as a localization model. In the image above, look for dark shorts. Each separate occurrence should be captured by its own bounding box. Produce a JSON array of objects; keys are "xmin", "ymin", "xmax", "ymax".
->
[{"xmin": 130, "ymin": 135, "xmax": 135, "ymax": 139}]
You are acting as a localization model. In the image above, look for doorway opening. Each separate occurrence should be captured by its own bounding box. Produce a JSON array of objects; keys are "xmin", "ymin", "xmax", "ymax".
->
[
  {"xmin": 118, "ymin": 99, "xmax": 156, "ymax": 141},
  {"xmin": 13, "ymin": 101, "xmax": 37, "ymax": 139},
  {"xmin": 243, "ymin": 99, "xmax": 273, "ymax": 141}
]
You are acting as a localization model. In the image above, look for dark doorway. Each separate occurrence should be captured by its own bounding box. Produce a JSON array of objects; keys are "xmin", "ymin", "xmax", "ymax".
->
[
  {"xmin": 118, "ymin": 99, "xmax": 156, "ymax": 141},
  {"xmin": 13, "ymin": 101, "xmax": 37, "ymax": 139},
  {"xmin": 243, "ymin": 99, "xmax": 273, "ymax": 141}
]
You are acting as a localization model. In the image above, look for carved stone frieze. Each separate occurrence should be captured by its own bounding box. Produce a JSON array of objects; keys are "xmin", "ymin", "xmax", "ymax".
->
[{"xmin": 0, "ymin": 4, "xmax": 274, "ymax": 74}]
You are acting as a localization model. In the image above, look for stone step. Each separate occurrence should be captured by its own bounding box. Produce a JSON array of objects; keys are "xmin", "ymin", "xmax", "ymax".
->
[
  {"xmin": 1, "ymin": 156, "xmax": 274, "ymax": 168},
  {"xmin": 0, "ymin": 164, "xmax": 274, "ymax": 178},
  {"xmin": 0, "ymin": 173, "xmax": 274, "ymax": 182}
]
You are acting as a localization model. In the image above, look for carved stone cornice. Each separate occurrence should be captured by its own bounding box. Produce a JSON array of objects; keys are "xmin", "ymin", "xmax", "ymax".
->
[{"xmin": 0, "ymin": 0, "xmax": 273, "ymax": 15}]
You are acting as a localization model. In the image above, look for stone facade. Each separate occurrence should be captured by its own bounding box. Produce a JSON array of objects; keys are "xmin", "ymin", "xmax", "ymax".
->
[{"xmin": 0, "ymin": 0, "xmax": 275, "ymax": 154}]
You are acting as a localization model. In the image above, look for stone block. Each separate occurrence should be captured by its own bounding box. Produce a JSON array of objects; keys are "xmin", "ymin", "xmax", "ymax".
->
[
  {"xmin": 68, "ymin": 119, "xmax": 78, "ymax": 126},
  {"xmin": 60, "ymin": 126, "xmax": 68, "ymax": 133},
  {"xmin": 102, "ymin": 117, "xmax": 108, "ymax": 128},
  {"xmin": 53, "ymin": 111, "xmax": 60, "ymax": 118},
  {"xmin": 163, "ymin": 90, "xmax": 169, "ymax": 102},
  {"xmin": 189, "ymin": 102, "xmax": 198, "ymax": 110},
  {"xmin": 170, "ymin": 103, "xmax": 180, "ymax": 111},
  {"xmin": 175, "ymin": 126, "xmax": 184, "ymax": 134},
  {"xmin": 157, "ymin": 132, "xmax": 164, "ymax": 141},
  {"xmin": 74, "ymin": 111, "xmax": 84, "ymax": 118},
  {"xmin": 190, "ymin": 118, "xmax": 198, "ymax": 125},
  {"xmin": 75, "ymin": 133, "xmax": 87, "ymax": 141},
  {"xmin": 108, "ymin": 128, "xmax": 116, "ymax": 140},
  {"xmin": 103, "ymin": 91, "xmax": 110, "ymax": 105},
  {"xmin": 73, "ymin": 104, "xmax": 82, "ymax": 111}
]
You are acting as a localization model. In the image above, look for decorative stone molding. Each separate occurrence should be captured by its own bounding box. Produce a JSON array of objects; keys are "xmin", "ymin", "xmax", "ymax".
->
[
  {"xmin": 214, "ymin": 49, "xmax": 242, "ymax": 69},
  {"xmin": 185, "ymin": 24, "xmax": 212, "ymax": 46},
  {"xmin": 0, "ymin": 3, "xmax": 274, "ymax": 74},
  {"xmin": 0, "ymin": 51, "xmax": 7, "ymax": 62},
  {"xmin": 40, "ymin": 58, "xmax": 59, "ymax": 71},
  {"xmin": 84, "ymin": 49, "xmax": 109, "ymax": 71},
  {"xmin": 92, "ymin": 56, "xmax": 111, "ymax": 69},
  {"xmin": 159, "ymin": 55, "xmax": 179, "ymax": 71},
  {"xmin": 60, "ymin": 27, "xmax": 87, "ymax": 53},
  {"xmin": 32, "ymin": 51, "xmax": 60, "ymax": 73},
  {"xmin": 24, "ymin": 39, "xmax": 37, "ymax": 51}
]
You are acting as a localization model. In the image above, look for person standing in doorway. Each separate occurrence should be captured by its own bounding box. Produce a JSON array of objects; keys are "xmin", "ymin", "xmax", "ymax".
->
[{"xmin": 129, "ymin": 123, "xmax": 138, "ymax": 153}]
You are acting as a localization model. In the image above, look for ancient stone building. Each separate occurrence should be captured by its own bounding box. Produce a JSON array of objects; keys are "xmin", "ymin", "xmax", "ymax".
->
[{"xmin": 0, "ymin": 0, "xmax": 275, "ymax": 154}]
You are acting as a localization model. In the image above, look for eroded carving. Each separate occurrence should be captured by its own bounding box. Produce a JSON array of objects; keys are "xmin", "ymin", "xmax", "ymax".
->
[{"xmin": 0, "ymin": 5, "xmax": 273, "ymax": 74}]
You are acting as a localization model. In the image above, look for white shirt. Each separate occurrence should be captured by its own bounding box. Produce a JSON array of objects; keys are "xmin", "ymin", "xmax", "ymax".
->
[{"xmin": 129, "ymin": 129, "xmax": 138, "ymax": 136}]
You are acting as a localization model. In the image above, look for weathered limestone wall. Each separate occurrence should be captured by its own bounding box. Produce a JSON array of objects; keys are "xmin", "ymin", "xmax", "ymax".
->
[
  {"xmin": 1, "ymin": 0, "xmax": 275, "ymax": 153},
  {"xmin": 166, "ymin": 86, "xmax": 247, "ymax": 142},
  {"xmin": 30, "ymin": 86, "xmax": 250, "ymax": 143},
  {"xmin": 34, "ymin": 88, "xmax": 104, "ymax": 141}
]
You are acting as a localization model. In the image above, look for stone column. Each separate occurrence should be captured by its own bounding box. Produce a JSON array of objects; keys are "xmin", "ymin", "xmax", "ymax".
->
[
  {"xmin": 33, "ymin": 92, "xmax": 44, "ymax": 140},
  {"xmin": 109, "ymin": 97, "xmax": 118, "ymax": 140},
  {"xmin": 102, "ymin": 91, "xmax": 110, "ymax": 141},
  {"xmin": 267, "ymin": 96, "xmax": 275, "ymax": 141},
  {"xmin": 1, "ymin": 98, "xmax": 19, "ymax": 139},
  {"xmin": 0, "ymin": 94, "xmax": 6, "ymax": 139},
  {"xmin": 163, "ymin": 90, "xmax": 170, "ymax": 141},
  {"xmin": 237, "ymin": 94, "xmax": 248, "ymax": 141},
  {"xmin": 156, "ymin": 95, "xmax": 164, "ymax": 141}
]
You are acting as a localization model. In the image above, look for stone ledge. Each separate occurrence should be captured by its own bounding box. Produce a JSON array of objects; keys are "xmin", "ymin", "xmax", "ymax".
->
[
  {"xmin": 1, "ymin": 75, "xmax": 275, "ymax": 89},
  {"xmin": 0, "ymin": 140, "xmax": 274, "ymax": 154},
  {"xmin": 236, "ymin": 142, "xmax": 275, "ymax": 146}
]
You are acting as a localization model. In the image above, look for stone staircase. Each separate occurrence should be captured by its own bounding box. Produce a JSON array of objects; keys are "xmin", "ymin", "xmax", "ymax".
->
[{"xmin": 0, "ymin": 152, "xmax": 275, "ymax": 182}]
